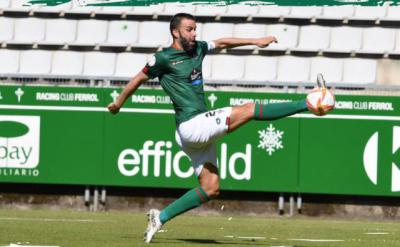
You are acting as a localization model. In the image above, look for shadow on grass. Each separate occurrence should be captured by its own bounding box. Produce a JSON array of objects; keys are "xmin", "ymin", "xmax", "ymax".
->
[{"xmin": 174, "ymin": 238, "xmax": 272, "ymax": 245}]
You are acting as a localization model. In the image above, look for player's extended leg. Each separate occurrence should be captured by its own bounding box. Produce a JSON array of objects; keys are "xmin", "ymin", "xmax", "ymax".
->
[
  {"xmin": 159, "ymin": 163, "xmax": 217, "ymax": 222},
  {"xmin": 144, "ymin": 163, "xmax": 217, "ymax": 243},
  {"xmin": 227, "ymin": 100, "xmax": 308, "ymax": 133}
]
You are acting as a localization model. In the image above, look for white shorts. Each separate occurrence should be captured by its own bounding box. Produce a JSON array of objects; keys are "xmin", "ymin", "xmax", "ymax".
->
[{"xmin": 175, "ymin": 107, "xmax": 232, "ymax": 176}]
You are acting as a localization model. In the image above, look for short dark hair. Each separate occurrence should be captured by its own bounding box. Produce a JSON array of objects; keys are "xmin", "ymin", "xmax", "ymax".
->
[{"xmin": 169, "ymin": 13, "xmax": 196, "ymax": 39}]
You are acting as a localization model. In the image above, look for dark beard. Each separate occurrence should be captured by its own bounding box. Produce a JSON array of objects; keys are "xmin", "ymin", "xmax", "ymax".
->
[{"xmin": 179, "ymin": 37, "xmax": 196, "ymax": 55}]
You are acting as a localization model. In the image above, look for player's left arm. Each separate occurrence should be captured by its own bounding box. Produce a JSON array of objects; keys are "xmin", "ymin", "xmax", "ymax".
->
[{"xmin": 212, "ymin": 36, "xmax": 278, "ymax": 49}]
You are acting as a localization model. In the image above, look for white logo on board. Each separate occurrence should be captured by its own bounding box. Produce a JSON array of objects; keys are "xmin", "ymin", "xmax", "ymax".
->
[
  {"xmin": 363, "ymin": 126, "xmax": 400, "ymax": 192},
  {"xmin": 0, "ymin": 115, "xmax": 40, "ymax": 169}
]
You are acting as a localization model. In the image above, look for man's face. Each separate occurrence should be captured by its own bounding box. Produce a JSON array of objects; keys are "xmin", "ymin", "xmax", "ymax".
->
[{"xmin": 175, "ymin": 18, "xmax": 197, "ymax": 54}]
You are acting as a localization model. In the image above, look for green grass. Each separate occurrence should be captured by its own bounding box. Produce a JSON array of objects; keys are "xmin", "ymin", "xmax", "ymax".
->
[{"xmin": 0, "ymin": 208, "xmax": 399, "ymax": 247}]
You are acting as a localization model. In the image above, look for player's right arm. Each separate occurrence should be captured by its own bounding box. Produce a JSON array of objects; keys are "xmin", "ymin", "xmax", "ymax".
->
[
  {"xmin": 108, "ymin": 53, "xmax": 167, "ymax": 115},
  {"xmin": 107, "ymin": 71, "xmax": 149, "ymax": 114}
]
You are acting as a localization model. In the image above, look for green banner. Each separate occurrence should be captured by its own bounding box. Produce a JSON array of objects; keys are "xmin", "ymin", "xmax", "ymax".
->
[{"xmin": 0, "ymin": 85, "xmax": 399, "ymax": 197}]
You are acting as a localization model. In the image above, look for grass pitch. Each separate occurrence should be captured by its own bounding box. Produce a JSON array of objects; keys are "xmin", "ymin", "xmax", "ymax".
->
[{"xmin": 0, "ymin": 208, "xmax": 399, "ymax": 247}]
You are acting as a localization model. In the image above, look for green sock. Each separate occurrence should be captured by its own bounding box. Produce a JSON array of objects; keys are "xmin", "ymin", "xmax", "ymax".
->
[
  {"xmin": 159, "ymin": 187, "xmax": 209, "ymax": 224},
  {"xmin": 254, "ymin": 100, "xmax": 308, "ymax": 120}
]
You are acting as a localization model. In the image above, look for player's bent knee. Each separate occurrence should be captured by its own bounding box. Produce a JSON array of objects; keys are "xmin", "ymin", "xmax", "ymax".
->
[
  {"xmin": 203, "ymin": 184, "xmax": 219, "ymax": 199},
  {"xmin": 201, "ymin": 179, "xmax": 220, "ymax": 198}
]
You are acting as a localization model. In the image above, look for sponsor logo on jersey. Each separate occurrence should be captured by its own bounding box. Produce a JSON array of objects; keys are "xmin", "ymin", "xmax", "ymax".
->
[
  {"xmin": 171, "ymin": 60, "xmax": 184, "ymax": 66},
  {"xmin": 190, "ymin": 69, "xmax": 203, "ymax": 85}
]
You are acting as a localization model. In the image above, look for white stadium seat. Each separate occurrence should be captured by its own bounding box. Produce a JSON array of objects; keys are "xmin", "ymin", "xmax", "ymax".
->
[
  {"xmin": 0, "ymin": 50, "xmax": 19, "ymax": 74},
  {"xmin": 277, "ymin": 56, "xmax": 310, "ymax": 83},
  {"xmin": 322, "ymin": 6, "xmax": 354, "ymax": 19},
  {"xmin": 83, "ymin": 52, "xmax": 116, "ymax": 77},
  {"xmin": 353, "ymin": 6, "xmax": 387, "ymax": 20},
  {"xmin": 19, "ymin": 50, "xmax": 52, "ymax": 75},
  {"xmin": 233, "ymin": 24, "xmax": 266, "ymax": 49},
  {"xmin": 202, "ymin": 55, "xmax": 212, "ymax": 80},
  {"xmin": 395, "ymin": 30, "xmax": 400, "ymax": 53},
  {"xmin": 0, "ymin": 0, "xmax": 11, "ymax": 9},
  {"xmin": 45, "ymin": 19, "xmax": 77, "ymax": 44},
  {"xmin": 138, "ymin": 21, "xmax": 170, "ymax": 47},
  {"xmin": 114, "ymin": 52, "xmax": 148, "ymax": 77},
  {"xmin": 100, "ymin": 6, "xmax": 133, "ymax": 15},
  {"xmin": 289, "ymin": 6, "xmax": 322, "ymax": 18},
  {"xmin": 51, "ymin": 51, "xmax": 84, "ymax": 76},
  {"xmin": 310, "ymin": 57, "xmax": 343, "ymax": 83},
  {"xmin": 226, "ymin": 4, "xmax": 259, "ymax": 17},
  {"xmin": 256, "ymin": 5, "xmax": 290, "ymax": 18},
  {"xmin": 211, "ymin": 55, "xmax": 245, "ymax": 81},
  {"xmin": 107, "ymin": 21, "xmax": 139, "ymax": 45},
  {"xmin": 362, "ymin": 27, "xmax": 396, "ymax": 53},
  {"xmin": 14, "ymin": 18, "xmax": 46, "ymax": 43},
  {"xmin": 201, "ymin": 23, "xmax": 234, "ymax": 43},
  {"xmin": 195, "ymin": 23, "xmax": 203, "ymax": 40},
  {"xmin": 244, "ymin": 56, "xmax": 278, "ymax": 82},
  {"xmin": 342, "ymin": 58, "xmax": 377, "ymax": 84},
  {"xmin": 265, "ymin": 24, "xmax": 299, "ymax": 50},
  {"xmin": 76, "ymin": 20, "xmax": 108, "ymax": 45},
  {"xmin": 133, "ymin": 4, "xmax": 164, "ymax": 15},
  {"xmin": 163, "ymin": 3, "xmax": 195, "ymax": 15},
  {"xmin": 234, "ymin": 23, "xmax": 266, "ymax": 38},
  {"xmin": 386, "ymin": 6, "xmax": 400, "ymax": 20},
  {"xmin": 0, "ymin": 17, "xmax": 14, "ymax": 42},
  {"xmin": 195, "ymin": 5, "xmax": 227, "ymax": 16},
  {"xmin": 296, "ymin": 25, "xmax": 331, "ymax": 51},
  {"xmin": 328, "ymin": 26, "xmax": 363, "ymax": 53}
]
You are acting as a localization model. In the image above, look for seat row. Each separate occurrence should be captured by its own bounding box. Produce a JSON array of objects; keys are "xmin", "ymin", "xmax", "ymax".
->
[
  {"xmin": 0, "ymin": 49, "xmax": 377, "ymax": 85},
  {"xmin": 1, "ymin": 1, "xmax": 400, "ymax": 21},
  {"xmin": 1, "ymin": 17, "xmax": 400, "ymax": 55}
]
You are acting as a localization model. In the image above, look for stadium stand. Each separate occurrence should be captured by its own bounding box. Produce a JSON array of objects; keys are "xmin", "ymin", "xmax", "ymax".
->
[
  {"xmin": 114, "ymin": 52, "xmax": 148, "ymax": 78},
  {"xmin": 107, "ymin": 20, "xmax": 139, "ymax": 46},
  {"xmin": 277, "ymin": 56, "xmax": 310, "ymax": 83},
  {"xmin": 83, "ymin": 51, "xmax": 116, "ymax": 76},
  {"xmin": 342, "ymin": 58, "xmax": 377, "ymax": 84},
  {"xmin": 0, "ymin": 2, "xmax": 399, "ymax": 88},
  {"xmin": 327, "ymin": 26, "xmax": 363, "ymax": 54},
  {"xmin": 0, "ymin": 17, "xmax": 13, "ymax": 42},
  {"xmin": 14, "ymin": 17, "xmax": 46, "ymax": 43},
  {"xmin": 45, "ymin": 19, "xmax": 77, "ymax": 44},
  {"xmin": 75, "ymin": 19, "xmax": 108, "ymax": 45},
  {"xmin": 51, "ymin": 50, "xmax": 84, "ymax": 76},
  {"xmin": 295, "ymin": 25, "xmax": 330, "ymax": 52},
  {"xmin": 137, "ymin": 21, "xmax": 170, "ymax": 47},
  {"xmin": 264, "ymin": 24, "xmax": 299, "ymax": 51},
  {"xmin": 0, "ymin": 49, "xmax": 19, "ymax": 74},
  {"xmin": 211, "ymin": 55, "xmax": 245, "ymax": 81},
  {"xmin": 19, "ymin": 49, "xmax": 52, "ymax": 75},
  {"xmin": 244, "ymin": 56, "xmax": 278, "ymax": 83}
]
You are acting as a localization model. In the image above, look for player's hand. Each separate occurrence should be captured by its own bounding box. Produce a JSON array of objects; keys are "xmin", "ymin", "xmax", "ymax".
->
[
  {"xmin": 108, "ymin": 102, "xmax": 121, "ymax": 114},
  {"xmin": 254, "ymin": 36, "xmax": 278, "ymax": 48}
]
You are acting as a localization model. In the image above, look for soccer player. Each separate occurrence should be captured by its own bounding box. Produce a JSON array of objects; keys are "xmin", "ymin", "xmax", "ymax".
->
[{"xmin": 108, "ymin": 13, "xmax": 334, "ymax": 243}]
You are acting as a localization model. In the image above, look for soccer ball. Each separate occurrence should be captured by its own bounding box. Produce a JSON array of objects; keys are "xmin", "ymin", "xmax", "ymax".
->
[{"xmin": 306, "ymin": 88, "xmax": 335, "ymax": 116}]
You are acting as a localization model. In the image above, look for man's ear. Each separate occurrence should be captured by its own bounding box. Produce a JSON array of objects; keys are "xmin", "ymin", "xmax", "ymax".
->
[{"xmin": 172, "ymin": 29, "xmax": 179, "ymax": 39}]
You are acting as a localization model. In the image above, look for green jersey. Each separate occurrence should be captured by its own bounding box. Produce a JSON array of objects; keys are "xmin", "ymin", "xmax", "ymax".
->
[{"xmin": 142, "ymin": 40, "xmax": 210, "ymax": 125}]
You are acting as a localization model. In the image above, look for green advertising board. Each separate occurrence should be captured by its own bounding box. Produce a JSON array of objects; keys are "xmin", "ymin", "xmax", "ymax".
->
[{"xmin": 0, "ymin": 85, "xmax": 399, "ymax": 197}]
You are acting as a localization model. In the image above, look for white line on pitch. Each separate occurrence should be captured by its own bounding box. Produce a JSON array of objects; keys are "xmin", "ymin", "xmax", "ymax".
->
[
  {"xmin": 0, "ymin": 217, "xmax": 103, "ymax": 223},
  {"xmin": 288, "ymin": 238, "xmax": 345, "ymax": 242},
  {"xmin": 1, "ymin": 244, "xmax": 59, "ymax": 247},
  {"xmin": 237, "ymin": 236, "xmax": 266, "ymax": 240},
  {"xmin": 365, "ymin": 232, "xmax": 389, "ymax": 235}
]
